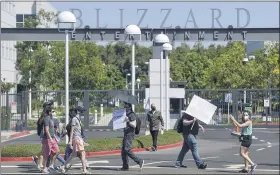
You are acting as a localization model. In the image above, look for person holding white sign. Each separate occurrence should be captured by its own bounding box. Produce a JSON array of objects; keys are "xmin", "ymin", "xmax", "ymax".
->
[
  {"xmin": 119, "ymin": 103, "xmax": 144, "ymax": 171},
  {"xmin": 175, "ymin": 113, "xmax": 207, "ymax": 169},
  {"xmin": 230, "ymin": 112, "xmax": 257, "ymax": 174}
]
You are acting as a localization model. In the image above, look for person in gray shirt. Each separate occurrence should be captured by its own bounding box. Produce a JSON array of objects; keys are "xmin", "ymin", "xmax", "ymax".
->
[
  {"xmin": 146, "ymin": 103, "xmax": 164, "ymax": 151},
  {"xmin": 60, "ymin": 107, "xmax": 90, "ymax": 174}
]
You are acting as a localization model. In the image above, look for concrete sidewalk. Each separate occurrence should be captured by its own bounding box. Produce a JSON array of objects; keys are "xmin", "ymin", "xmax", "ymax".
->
[{"xmin": 1, "ymin": 130, "xmax": 35, "ymax": 142}]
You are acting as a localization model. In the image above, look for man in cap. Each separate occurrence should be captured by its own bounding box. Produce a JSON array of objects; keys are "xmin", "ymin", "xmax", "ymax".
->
[
  {"xmin": 146, "ymin": 103, "xmax": 164, "ymax": 151},
  {"xmin": 60, "ymin": 106, "xmax": 90, "ymax": 174},
  {"xmin": 119, "ymin": 102, "xmax": 144, "ymax": 171}
]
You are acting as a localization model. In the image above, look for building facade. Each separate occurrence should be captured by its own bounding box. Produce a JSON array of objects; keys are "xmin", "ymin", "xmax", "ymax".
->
[
  {"xmin": 1, "ymin": 1, "xmax": 17, "ymax": 94},
  {"xmin": 15, "ymin": 1, "xmax": 57, "ymax": 28}
]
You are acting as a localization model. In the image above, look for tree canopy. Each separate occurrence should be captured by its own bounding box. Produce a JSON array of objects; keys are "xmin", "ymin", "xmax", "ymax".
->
[{"xmin": 14, "ymin": 10, "xmax": 279, "ymax": 91}]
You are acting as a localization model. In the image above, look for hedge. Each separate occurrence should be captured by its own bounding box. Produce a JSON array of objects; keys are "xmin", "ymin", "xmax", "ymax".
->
[{"xmin": 1, "ymin": 130, "xmax": 182, "ymax": 157}]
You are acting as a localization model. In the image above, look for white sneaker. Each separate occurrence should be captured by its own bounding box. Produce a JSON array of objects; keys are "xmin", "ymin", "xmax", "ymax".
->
[{"xmin": 41, "ymin": 168, "xmax": 49, "ymax": 174}]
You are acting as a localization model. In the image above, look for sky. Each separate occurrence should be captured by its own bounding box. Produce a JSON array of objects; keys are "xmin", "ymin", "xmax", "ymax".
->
[{"xmin": 50, "ymin": 1, "xmax": 279, "ymax": 47}]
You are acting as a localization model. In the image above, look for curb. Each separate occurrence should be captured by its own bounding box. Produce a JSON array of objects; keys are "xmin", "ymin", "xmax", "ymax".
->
[
  {"xmin": 10, "ymin": 131, "xmax": 31, "ymax": 139},
  {"xmin": 1, "ymin": 141, "xmax": 183, "ymax": 162}
]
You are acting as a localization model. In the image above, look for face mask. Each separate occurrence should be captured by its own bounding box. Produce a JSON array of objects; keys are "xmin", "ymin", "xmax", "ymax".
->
[{"xmin": 151, "ymin": 107, "xmax": 156, "ymax": 110}]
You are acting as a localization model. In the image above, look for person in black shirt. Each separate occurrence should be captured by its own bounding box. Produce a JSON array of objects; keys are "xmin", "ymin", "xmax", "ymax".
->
[
  {"xmin": 119, "ymin": 102, "xmax": 144, "ymax": 171},
  {"xmin": 175, "ymin": 113, "xmax": 207, "ymax": 169}
]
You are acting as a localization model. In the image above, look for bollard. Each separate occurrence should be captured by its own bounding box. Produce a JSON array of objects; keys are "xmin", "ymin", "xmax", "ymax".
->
[
  {"xmin": 100, "ymin": 104, "xmax": 103, "ymax": 118},
  {"xmin": 94, "ymin": 110, "xmax": 98, "ymax": 124},
  {"xmin": 15, "ymin": 120, "xmax": 23, "ymax": 132}
]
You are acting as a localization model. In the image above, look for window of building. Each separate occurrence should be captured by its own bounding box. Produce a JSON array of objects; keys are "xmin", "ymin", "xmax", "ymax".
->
[
  {"xmin": 24, "ymin": 14, "xmax": 36, "ymax": 20},
  {"xmin": 16, "ymin": 23, "xmax": 24, "ymax": 28},
  {"xmin": 16, "ymin": 14, "xmax": 23, "ymax": 22}
]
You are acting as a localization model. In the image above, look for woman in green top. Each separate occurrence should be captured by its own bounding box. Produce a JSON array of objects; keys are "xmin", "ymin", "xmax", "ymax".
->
[{"xmin": 230, "ymin": 112, "xmax": 257, "ymax": 174}]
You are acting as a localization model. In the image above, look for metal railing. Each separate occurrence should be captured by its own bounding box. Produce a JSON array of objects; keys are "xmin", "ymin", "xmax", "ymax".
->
[{"xmin": 1, "ymin": 88, "xmax": 279, "ymax": 131}]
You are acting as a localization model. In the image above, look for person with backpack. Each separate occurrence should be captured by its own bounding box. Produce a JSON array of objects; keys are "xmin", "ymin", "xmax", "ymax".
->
[
  {"xmin": 60, "ymin": 106, "xmax": 91, "ymax": 174},
  {"xmin": 41, "ymin": 105, "xmax": 60, "ymax": 173},
  {"xmin": 175, "ymin": 113, "xmax": 207, "ymax": 169},
  {"xmin": 33, "ymin": 101, "xmax": 55, "ymax": 171},
  {"xmin": 146, "ymin": 103, "xmax": 164, "ymax": 151},
  {"xmin": 33, "ymin": 105, "xmax": 65, "ymax": 172},
  {"xmin": 118, "ymin": 102, "xmax": 144, "ymax": 171}
]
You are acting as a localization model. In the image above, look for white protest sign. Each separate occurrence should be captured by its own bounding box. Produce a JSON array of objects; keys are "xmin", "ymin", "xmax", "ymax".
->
[
  {"xmin": 185, "ymin": 95, "xmax": 217, "ymax": 125},
  {"xmin": 112, "ymin": 109, "xmax": 127, "ymax": 130},
  {"xmin": 10, "ymin": 102, "xmax": 17, "ymax": 114},
  {"xmin": 264, "ymin": 99, "xmax": 269, "ymax": 107}
]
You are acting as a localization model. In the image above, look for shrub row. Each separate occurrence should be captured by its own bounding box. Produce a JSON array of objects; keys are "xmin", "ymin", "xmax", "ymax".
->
[{"xmin": 1, "ymin": 130, "xmax": 182, "ymax": 157}]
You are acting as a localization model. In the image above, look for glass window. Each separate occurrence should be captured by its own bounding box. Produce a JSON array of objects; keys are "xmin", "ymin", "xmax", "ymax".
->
[
  {"xmin": 24, "ymin": 14, "xmax": 36, "ymax": 20},
  {"xmin": 16, "ymin": 23, "xmax": 24, "ymax": 28},
  {"xmin": 16, "ymin": 14, "xmax": 23, "ymax": 22}
]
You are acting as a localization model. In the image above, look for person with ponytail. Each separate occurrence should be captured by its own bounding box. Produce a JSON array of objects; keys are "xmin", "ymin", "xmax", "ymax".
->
[{"xmin": 230, "ymin": 112, "xmax": 257, "ymax": 173}]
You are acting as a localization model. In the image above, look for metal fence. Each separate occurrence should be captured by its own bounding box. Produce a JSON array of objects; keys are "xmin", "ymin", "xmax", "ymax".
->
[
  {"xmin": 185, "ymin": 88, "xmax": 280, "ymax": 125},
  {"xmin": 1, "ymin": 88, "xmax": 279, "ymax": 131}
]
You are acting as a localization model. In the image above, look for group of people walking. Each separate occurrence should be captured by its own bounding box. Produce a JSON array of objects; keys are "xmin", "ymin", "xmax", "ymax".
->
[
  {"xmin": 33, "ymin": 102, "xmax": 90, "ymax": 174},
  {"xmin": 32, "ymin": 101, "xmax": 257, "ymax": 174}
]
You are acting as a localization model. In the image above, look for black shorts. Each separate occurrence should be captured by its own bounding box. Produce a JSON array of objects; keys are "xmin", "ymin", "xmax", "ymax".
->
[{"xmin": 240, "ymin": 135, "xmax": 252, "ymax": 148}]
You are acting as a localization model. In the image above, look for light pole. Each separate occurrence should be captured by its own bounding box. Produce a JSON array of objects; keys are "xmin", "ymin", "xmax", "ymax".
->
[
  {"xmin": 124, "ymin": 25, "xmax": 141, "ymax": 110},
  {"xmin": 57, "ymin": 11, "xmax": 76, "ymax": 144},
  {"xmin": 28, "ymin": 48, "xmax": 33, "ymax": 119},
  {"xmin": 162, "ymin": 43, "xmax": 172, "ymax": 130},
  {"xmin": 136, "ymin": 78, "xmax": 141, "ymax": 103},
  {"xmin": 154, "ymin": 33, "xmax": 170, "ymax": 130},
  {"xmin": 126, "ymin": 73, "xmax": 131, "ymax": 89}
]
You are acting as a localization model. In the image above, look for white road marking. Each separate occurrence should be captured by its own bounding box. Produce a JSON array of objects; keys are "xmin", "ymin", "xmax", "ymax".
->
[
  {"xmin": 256, "ymin": 148, "xmax": 266, "ymax": 151},
  {"xmin": 223, "ymin": 164, "xmax": 244, "ymax": 169},
  {"xmin": 2, "ymin": 166, "xmax": 278, "ymax": 173},
  {"xmin": 73, "ymin": 160, "xmax": 109, "ymax": 166},
  {"xmin": 130, "ymin": 156, "xmax": 219, "ymax": 168},
  {"xmin": 260, "ymin": 140, "xmax": 265, "ymax": 142},
  {"xmin": 267, "ymin": 142, "xmax": 271, "ymax": 145},
  {"xmin": 268, "ymin": 145, "xmax": 272, "ymax": 148},
  {"xmin": 207, "ymin": 168, "xmax": 279, "ymax": 172},
  {"xmin": 254, "ymin": 128, "xmax": 268, "ymax": 130},
  {"xmin": 234, "ymin": 153, "xmax": 239, "ymax": 156},
  {"xmin": 252, "ymin": 136, "xmax": 258, "ymax": 140},
  {"xmin": 201, "ymin": 156, "xmax": 219, "ymax": 160}
]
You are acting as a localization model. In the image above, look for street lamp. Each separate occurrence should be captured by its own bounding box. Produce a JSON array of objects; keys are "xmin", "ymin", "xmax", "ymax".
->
[
  {"xmin": 136, "ymin": 78, "xmax": 141, "ymax": 103},
  {"xmin": 28, "ymin": 48, "xmax": 33, "ymax": 119},
  {"xmin": 162, "ymin": 43, "xmax": 172, "ymax": 130},
  {"xmin": 57, "ymin": 11, "xmax": 76, "ymax": 144},
  {"xmin": 154, "ymin": 33, "xmax": 170, "ymax": 130},
  {"xmin": 125, "ymin": 25, "xmax": 141, "ymax": 110},
  {"xmin": 126, "ymin": 73, "xmax": 131, "ymax": 89}
]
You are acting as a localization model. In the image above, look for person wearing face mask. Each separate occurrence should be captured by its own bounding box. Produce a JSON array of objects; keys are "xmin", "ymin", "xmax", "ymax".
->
[
  {"xmin": 230, "ymin": 112, "xmax": 257, "ymax": 174},
  {"xmin": 119, "ymin": 102, "xmax": 144, "ymax": 171},
  {"xmin": 146, "ymin": 103, "xmax": 164, "ymax": 151}
]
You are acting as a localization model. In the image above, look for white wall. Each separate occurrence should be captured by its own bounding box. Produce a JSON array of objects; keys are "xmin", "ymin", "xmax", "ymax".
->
[{"xmin": 1, "ymin": 1, "xmax": 17, "ymax": 94}]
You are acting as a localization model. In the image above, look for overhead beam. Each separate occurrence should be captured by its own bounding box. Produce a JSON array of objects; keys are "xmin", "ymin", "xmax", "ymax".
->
[{"xmin": 1, "ymin": 28, "xmax": 279, "ymax": 41}]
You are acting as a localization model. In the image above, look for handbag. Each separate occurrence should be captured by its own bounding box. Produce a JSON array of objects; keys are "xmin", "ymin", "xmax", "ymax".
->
[{"xmin": 239, "ymin": 135, "xmax": 251, "ymax": 142}]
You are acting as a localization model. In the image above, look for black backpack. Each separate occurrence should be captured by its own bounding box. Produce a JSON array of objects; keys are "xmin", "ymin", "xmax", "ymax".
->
[
  {"xmin": 135, "ymin": 115, "xmax": 141, "ymax": 135},
  {"xmin": 37, "ymin": 115, "xmax": 44, "ymax": 136},
  {"xmin": 176, "ymin": 117, "xmax": 183, "ymax": 133},
  {"xmin": 66, "ymin": 116, "xmax": 85, "ymax": 138}
]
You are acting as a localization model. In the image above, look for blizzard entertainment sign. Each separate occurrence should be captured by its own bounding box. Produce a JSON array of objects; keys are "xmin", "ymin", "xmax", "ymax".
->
[
  {"xmin": 1, "ymin": 28, "xmax": 278, "ymax": 41},
  {"xmin": 76, "ymin": 29, "xmax": 249, "ymax": 41}
]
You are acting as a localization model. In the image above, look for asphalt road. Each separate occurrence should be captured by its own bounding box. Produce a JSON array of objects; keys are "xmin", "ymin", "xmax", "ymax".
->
[
  {"xmin": 1, "ymin": 130, "xmax": 145, "ymax": 146},
  {"xmin": 1, "ymin": 127, "xmax": 279, "ymax": 174}
]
